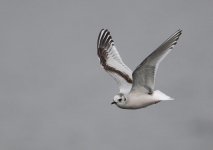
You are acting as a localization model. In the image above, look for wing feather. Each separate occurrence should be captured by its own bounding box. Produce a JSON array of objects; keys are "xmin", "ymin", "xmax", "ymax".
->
[
  {"xmin": 131, "ymin": 30, "xmax": 182, "ymax": 94},
  {"xmin": 97, "ymin": 29, "xmax": 133, "ymax": 93}
]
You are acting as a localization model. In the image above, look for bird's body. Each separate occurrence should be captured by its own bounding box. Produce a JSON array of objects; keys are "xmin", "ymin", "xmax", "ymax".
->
[
  {"xmin": 117, "ymin": 90, "xmax": 173, "ymax": 109},
  {"xmin": 97, "ymin": 29, "xmax": 182, "ymax": 109},
  {"xmin": 118, "ymin": 93, "xmax": 158, "ymax": 109}
]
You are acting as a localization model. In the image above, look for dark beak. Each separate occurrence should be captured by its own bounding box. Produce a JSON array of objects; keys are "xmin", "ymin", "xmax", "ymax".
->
[{"xmin": 111, "ymin": 101, "xmax": 116, "ymax": 105}]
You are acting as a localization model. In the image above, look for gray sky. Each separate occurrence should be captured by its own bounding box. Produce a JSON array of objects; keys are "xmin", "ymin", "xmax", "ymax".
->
[{"xmin": 0, "ymin": 0, "xmax": 213, "ymax": 150}]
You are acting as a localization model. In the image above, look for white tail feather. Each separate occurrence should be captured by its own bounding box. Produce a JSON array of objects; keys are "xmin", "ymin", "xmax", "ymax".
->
[{"xmin": 153, "ymin": 90, "xmax": 174, "ymax": 101}]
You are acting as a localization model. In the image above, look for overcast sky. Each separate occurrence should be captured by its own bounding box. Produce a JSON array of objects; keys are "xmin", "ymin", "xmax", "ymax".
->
[{"xmin": 0, "ymin": 0, "xmax": 213, "ymax": 150}]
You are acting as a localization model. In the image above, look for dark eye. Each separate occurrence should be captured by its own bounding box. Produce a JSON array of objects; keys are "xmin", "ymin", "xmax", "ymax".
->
[{"xmin": 118, "ymin": 99, "xmax": 122, "ymax": 102}]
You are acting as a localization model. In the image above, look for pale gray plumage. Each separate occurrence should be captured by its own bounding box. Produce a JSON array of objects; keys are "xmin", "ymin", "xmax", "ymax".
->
[{"xmin": 131, "ymin": 30, "xmax": 182, "ymax": 94}]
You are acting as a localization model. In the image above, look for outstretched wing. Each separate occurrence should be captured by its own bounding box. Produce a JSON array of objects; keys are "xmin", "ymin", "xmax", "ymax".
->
[
  {"xmin": 97, "ymin": 29, "xmax": 133, "ymax": 93},
  {"xmin": 131, "ymin": 29, "xmax": 182, "ymax": 94}
]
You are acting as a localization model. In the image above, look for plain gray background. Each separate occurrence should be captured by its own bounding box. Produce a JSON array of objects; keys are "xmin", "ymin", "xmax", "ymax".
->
[{"xmin": 0, "ymin": 0, "xmax": 213, "ymax": 150}]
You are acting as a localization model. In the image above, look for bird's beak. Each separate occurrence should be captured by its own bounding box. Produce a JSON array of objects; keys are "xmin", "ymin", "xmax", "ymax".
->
[{"xmin": 111, "ymin": 101, "xmax": 116, "ymax": 105}]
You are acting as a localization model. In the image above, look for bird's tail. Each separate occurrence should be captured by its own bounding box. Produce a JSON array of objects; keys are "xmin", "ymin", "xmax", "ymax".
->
[{"xmin": 153, "ymin": 90, "xmax": 174, "ymax": 101}]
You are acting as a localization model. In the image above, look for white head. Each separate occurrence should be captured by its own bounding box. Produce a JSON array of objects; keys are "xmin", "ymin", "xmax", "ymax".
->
[{"xmin": 111, "ymin": 93, "xmax": 127, "ymax": 108}]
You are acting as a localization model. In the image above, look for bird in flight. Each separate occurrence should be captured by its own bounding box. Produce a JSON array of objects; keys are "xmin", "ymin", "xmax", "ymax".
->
[{"xmin": 97, "ymin": 29, "xmax": 182, "ymax": 109}]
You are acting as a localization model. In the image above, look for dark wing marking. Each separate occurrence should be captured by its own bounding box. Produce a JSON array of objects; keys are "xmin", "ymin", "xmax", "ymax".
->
[{"xmin": 97, "ymin": 29, "xmax": 133, "ymax": 93}]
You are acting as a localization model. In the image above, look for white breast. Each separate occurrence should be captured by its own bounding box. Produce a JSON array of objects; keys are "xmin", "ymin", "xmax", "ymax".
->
[{"xmin": 126, "ymin": 94, "xmax": 160, "ymax": 109}]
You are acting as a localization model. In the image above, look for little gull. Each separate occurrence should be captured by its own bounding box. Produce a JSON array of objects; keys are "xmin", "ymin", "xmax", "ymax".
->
[{"xmin": 97, "ymin": 29, "xmax": 182, "ymax": 109}]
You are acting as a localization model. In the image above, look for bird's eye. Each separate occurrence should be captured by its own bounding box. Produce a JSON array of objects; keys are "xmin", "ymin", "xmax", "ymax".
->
[{"xmin": 118, "ymin": 99, "xmax": 122, "ymax": 102}]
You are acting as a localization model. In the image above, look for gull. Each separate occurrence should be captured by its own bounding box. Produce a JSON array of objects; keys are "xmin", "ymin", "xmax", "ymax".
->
[{"xmin": 97, "ymin": 29, "xmax": 182, "ymax": 109}]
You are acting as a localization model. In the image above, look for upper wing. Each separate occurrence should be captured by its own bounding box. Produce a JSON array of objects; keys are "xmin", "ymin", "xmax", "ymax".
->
[
  {"xmin": 130, "ymin": 29, "xmax": 182, "ymax": 94},
  {"xmin": 97, "ymin": 29, "xmax": 133, "ymax": 93}
]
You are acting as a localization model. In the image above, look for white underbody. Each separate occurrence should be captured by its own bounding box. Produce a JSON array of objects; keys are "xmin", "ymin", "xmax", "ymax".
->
[{"xmin": 118, "ymin": 90, "xmax": 174, "ymax": 109}]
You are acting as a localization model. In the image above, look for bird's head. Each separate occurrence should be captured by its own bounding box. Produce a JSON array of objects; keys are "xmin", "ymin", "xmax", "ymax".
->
[{"xmin": 111, "ymin": 93, "xmax": 127, "ymax": 108}]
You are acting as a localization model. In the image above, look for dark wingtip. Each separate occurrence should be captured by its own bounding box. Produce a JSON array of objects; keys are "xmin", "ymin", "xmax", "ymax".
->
[
  {"xmin": 97, "ymin": 29, "xmax": 105, "ymax": 49},
  {"xmin": 177, "ymin": 29, "xmax": 182, "ymax": 32},
  {"xmin": 176, "ymin": 29, "xmax": 182, "ymax": 36},
  {"xmin": 97, "ymin": 29, "xmax": 114, "ymax": 50}
]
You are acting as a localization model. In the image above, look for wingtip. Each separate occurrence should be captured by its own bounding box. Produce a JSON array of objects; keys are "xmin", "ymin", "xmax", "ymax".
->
[
  {"xmin": 176, "ymin": 29, "xmax": 183, "ymax": 36},
  {"xmin": 169, "ymin": 29, "xmax": 182, "ymax": 48},
  {"xmin": 100, "ymin": 28, "xmax": 106, "ymax": 32},
  {"xmin": 97, "ymin": 29, "xmax": 107, "ymax": 49},
  {"xmin": 99, "ymin": 28, "xmax": 109, "ymax": 34},
  {"xmin": 171, "ymin": 29, "xmax": 182, "ymax": 42},
  {"xmin": 97, "ymin": 28, "xmax": 114, "ymax": 50}
]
